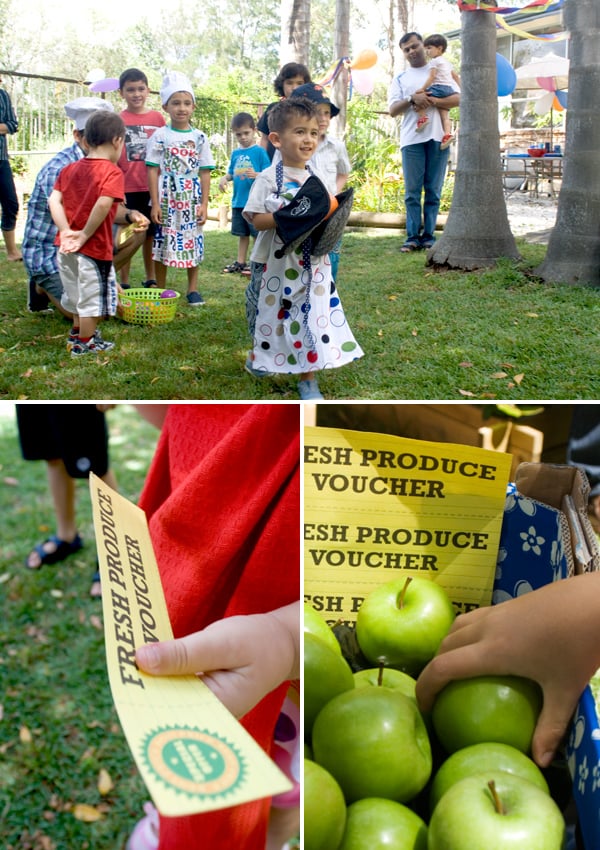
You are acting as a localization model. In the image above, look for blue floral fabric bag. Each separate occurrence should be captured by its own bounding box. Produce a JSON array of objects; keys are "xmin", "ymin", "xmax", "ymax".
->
[{"xmin": 493, "ymin": 463, "xmax": 599, "ymax": 604}]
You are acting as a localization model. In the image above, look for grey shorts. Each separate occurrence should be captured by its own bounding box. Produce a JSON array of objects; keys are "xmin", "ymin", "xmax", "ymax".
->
[{"xmin": 32, "ymin": 271, "xmax": 63, "ymax": 301}]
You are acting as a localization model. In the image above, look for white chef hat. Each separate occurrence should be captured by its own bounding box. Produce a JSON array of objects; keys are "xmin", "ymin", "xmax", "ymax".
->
[
  {"xmin": 64, "ymin": 97, "xmax": 115, "ymax": 131},
  {"xmin": 160, "ymin": 71, "xmax": 195, "ymax": 106}
]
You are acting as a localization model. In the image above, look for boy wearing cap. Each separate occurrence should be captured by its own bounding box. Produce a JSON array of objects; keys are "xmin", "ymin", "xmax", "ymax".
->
[
  {"xmin": 290, "ymin": 82, "xmax": 350, "ymax": 280},
  {"xmin": 48, "ymin": 111, "xmax": 127, "ymax": 357},
  {"xmin": 22, "ymin": 97, "xmax": 111, "ymax": 314},
  {"xmin": 118, "ymin": 68, "xmax": 165, "ymax": 288}
]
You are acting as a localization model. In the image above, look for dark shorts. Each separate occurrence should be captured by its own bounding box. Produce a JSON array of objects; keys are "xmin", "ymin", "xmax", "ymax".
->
[
  {"xmin": 125, "ymin": 191, "xmax": 155, "ymax": 237},
  {"xmin": 16, "ymin": 404, "xmax": 109, "ymax": 478},
  {"xmin": 231, "ymin": 207, "xmax": 257, "ymax": 239},
  {"xmin": 31, "ymin": 271, "xmax": 63, "ymax": 301}
]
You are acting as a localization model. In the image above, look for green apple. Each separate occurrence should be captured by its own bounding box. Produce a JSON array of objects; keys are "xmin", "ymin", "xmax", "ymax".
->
[
  {"xmin": 304, "ymin": 602, "xmax": 342, "ymax": 655},
  {"xmin": 432, "ymin": 675, "xmax": 542, "ymax": 754},
  {"xmin": 338, "ymin": 797, "xmax": 428, "ymax": 850},
  {"xmin": 312, "ymin": 685, "xmax": 432, "ymax": 804},
  {"xmin": 353, "ymin": 666, "xmax": 417, "ymax": 701},
  {"xmin": 304, "ymin": 632, "xmax": 354, "ymax": 737},
  {"xmin": 428, "ymin": 773, "xmax": 565, "ymax": 850},
  {"xmin": 429, "ymin": 741, "xmax": 549, "ymax": 812},
  {"xmin": 355, "ymin": 577, "xmax": 455, "ymax": 675},
  {"xmin": 304, "ymin": 758, "xmax": 347, "ymax": 850}
]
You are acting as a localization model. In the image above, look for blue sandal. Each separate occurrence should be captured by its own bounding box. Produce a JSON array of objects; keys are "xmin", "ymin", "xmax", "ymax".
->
[{"xmin": 26, "ymin": 533, "xmax": 83, "ymax": 570}]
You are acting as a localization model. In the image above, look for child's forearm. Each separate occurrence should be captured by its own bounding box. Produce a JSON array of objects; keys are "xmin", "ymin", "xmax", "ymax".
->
[
  {"xmin": 200, "ymin": 169, "xmax": 211, "ymax": 198},
  {"xmin": 336, "ymin": 173, "xmax": 349, "ymax": 193},
  {"xmin": 147, "ymin": 165, "xmax": 160, "ymax": 207},
  {"xmin": 48, "ymin": 189, "xmax": 69, "ymax": 231},
  {"xmin": 423, "ymin": 69, "xmax": 437, "ymax": 90},
  {"xmin": 81, "ymin": 196, "xmax": 114, "ymax": 241},
  {"xmin": 251, "ymin": 211, "xmax": 276, "ymax": 231}
]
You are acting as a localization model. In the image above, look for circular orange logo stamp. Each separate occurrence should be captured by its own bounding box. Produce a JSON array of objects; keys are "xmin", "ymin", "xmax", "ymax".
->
[{"xmin": 142, "ymin": 726, "xmax": 246, "ymax": 799}]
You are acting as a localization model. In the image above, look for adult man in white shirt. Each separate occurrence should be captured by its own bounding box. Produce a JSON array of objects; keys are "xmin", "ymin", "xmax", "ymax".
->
[{"xmin": 388, "ymin": 32, "xmax": 460, "ymax": 252}]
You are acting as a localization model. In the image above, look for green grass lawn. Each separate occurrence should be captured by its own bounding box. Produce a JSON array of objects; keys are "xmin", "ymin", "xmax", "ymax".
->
[
  {"xmin": 0, "ymin": 405, "xmax": 160, "ymax": 849},
  {"xmin": 2, "ymin": 229, "xmax": 599, "ymax": 399}
]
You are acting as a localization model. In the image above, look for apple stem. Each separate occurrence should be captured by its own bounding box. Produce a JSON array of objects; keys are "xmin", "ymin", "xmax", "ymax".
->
[
  {"xmin": 377, "ymin": 663, "xmax": 384, "ymax": 687},
  {"xmin": 396, "ymin": 577, "xmax": 413, "ymax": 609},
  {"xmin": 487, "ymin": 780, "xmax": 505, "ymax": 815}
]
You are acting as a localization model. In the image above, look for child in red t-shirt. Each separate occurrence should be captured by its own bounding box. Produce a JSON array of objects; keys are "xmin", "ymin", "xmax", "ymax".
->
[
  {"xmin": 118, "ymin": 68, "xmax": 166, "ymax": 288},
  {"xmin": 49, "ymin": 111, "xmax": 125, "ymax": 357}
]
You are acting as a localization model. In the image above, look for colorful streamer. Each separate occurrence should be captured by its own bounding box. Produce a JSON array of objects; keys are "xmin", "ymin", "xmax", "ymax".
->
[
  {"xmin": 458, "ymin": 0, "xmax": 563, "ymax": 13},
  {"xmin": 495, "ymin": 14, "xmax": 568, "ymax": 40},
  {"xmin": 317, "ymin": 50, "xmax": 378, "ymax": 101}
]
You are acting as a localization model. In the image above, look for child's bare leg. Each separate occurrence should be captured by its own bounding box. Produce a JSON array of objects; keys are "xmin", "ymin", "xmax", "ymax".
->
[
  {"xmin": 79, "ymin": 316, "xmax": 99, "ymax": 339},
  {"xmin": 439, "ymin": 107, "xmax": 452, "ymax": 137},
  {"xmin": 237, "ymin": 235, "xmax": 250, "ymax": 265},
  {"xmin": 154, "ymin": 262, "xmax": 167, "ymax": 288},
  {"xmin": 186, "ymin": 265, "xmax": 198, "ymax": 294},
  {"xmin": 142, "ymin": 237, "xmax": 156, "ymax": 281}
]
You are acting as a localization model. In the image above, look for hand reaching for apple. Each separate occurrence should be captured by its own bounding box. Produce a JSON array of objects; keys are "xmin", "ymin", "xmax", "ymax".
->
[
  {"xmin": 135, "ymin": 602, "xmax": 299, "ymax": 719},
  {"xmin": 416, "ymin": 572, "xmax": 600, "ymax": 768}
]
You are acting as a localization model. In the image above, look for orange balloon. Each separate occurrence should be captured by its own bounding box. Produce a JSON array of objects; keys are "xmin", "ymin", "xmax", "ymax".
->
[
  {"xmin": 552, "ymin": 95, "xmax": 565, "ymax": 112},
  {"xmin": 350, "ymin": 49, "xmax": 377, "ymax": 70}
]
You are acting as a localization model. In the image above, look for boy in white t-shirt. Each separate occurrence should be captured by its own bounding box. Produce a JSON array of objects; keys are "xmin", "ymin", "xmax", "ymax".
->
[{"xmin": 415, "ymin": 34, "xmax": 461, "ymax": 150}]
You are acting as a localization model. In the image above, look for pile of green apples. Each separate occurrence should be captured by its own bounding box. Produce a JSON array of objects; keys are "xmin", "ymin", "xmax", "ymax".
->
[{"xmin": 304, "ymin": 577, "xmax": 567, "ymax": 850}]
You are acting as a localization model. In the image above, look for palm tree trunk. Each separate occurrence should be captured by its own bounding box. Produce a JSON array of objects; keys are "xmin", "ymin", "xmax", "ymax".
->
[
  {"xmin": 536, "ymin": 0, "xmax": 600, "ymax": 286},
  {"xmin": 428, "ymin": 7, "xmax": 519, "ymax": 269},
  {"xmin": 332, "ymin": 0, "xmax": 350, "ymax": 134},
  {"xmin": 280, "ymin": 0, "xmax": 311, "ymax": 66}
]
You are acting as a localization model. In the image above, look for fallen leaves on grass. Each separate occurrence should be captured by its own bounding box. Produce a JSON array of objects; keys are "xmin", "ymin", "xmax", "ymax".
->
[
  {"xmin": 19, "ymin": 724, "xmax": 33, "ymax": 743},
  {"xmin": 98, "ymin": 767, "xmax": 114, "ymax": 795},
  {"xmin": 72, "ymin": 803, "xmax": 105, "ymax": 823}
]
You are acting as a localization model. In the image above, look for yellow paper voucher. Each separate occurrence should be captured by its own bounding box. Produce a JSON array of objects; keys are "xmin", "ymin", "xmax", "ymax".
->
[
  {"xmin": 304, "ymin": 427, "xmax": 512, "ymax": 622},
  {"xmin": 90, "ymin": 473, "xmax": 292, "ymax": 816}
]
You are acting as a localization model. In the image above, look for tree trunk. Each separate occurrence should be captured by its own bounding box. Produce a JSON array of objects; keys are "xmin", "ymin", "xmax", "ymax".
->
[
  {"xmin": 332, "ymin": 0, "xmax": 350, "ymax": 135},
  {"xmin": 427, "ymin": 8, "xmax": 520, "ymax": 270},
  {"xmin": 536, "ymin": 0, "xmax": 600, "ymax": 286},
  {"xmin": 280, "ymin": 0, "xmax": 311, "ymax": 66}
]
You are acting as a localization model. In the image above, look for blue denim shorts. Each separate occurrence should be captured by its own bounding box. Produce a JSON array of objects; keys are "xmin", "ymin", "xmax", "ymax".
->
[{"xmin": 231, "ymin": 207, "xmax": 257, "ymax": 239}]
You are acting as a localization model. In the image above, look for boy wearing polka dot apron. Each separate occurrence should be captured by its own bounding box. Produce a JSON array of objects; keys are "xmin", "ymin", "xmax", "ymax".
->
[{"xmin": 243, "ymin": 97, "xmax": 363, "ymax": 400}]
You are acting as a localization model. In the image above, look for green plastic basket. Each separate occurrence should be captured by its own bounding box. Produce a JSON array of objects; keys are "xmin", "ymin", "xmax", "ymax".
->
[{"xmin": 118, "ymin": 288, "xmax": 180, "ymax": 325}]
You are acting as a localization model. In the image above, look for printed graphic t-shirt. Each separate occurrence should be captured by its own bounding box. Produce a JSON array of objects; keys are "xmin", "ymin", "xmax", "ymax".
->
[{"xmin": 119, "ymin": 109, "xmax": 166, "ymax": 193}]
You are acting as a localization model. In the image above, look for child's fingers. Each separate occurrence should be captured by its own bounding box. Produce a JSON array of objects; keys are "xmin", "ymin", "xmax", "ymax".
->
[{"xmin": 135, "ymin": 621, "xmax": 250, "ymax": 677}]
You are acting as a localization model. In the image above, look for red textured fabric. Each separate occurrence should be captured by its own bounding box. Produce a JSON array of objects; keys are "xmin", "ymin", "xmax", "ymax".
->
[{"xmin": 137, "ymin": 404, "xmax": 300, "ymax": 850}]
